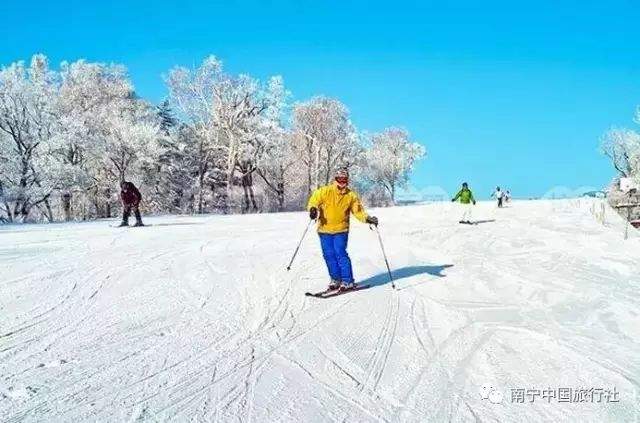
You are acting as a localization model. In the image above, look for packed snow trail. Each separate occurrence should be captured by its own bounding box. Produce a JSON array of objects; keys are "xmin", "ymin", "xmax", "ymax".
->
[{"xmin": 1, "ymin": 199, "xmax": 638, "ymax": 422}]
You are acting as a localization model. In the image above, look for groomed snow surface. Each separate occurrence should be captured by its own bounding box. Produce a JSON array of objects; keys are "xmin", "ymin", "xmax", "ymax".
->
[{"xmin": 1, "ymin": 199, "xmax": 639, "ymax": 422}]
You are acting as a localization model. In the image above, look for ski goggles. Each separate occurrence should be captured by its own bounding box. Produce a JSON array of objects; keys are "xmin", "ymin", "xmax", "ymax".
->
[{"xmin": 335, "ymin": 176, "xmax": 349, "ymax": 184}]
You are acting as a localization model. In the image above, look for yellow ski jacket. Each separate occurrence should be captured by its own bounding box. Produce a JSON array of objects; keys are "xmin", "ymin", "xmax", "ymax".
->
[{"xmin": 307, "ymin": 183, "xmax": 369, "ymax": 234}]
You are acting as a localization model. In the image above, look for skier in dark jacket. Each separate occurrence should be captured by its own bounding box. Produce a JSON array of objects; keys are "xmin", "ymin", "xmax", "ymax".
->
[{"xmin": 119, "ymin": 181, "xmax": 144, "ymax": 227}]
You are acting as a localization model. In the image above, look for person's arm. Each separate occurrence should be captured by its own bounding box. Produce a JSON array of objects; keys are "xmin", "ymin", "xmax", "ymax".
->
[
  {"xmin": 307, "ymin": 187, "xmax": 326, "ymax": 219},
  {"xmin": 133, "ymin": 185, "xmax": 142, "ymax": 203},
  {"xmin": 452, "ymin": 190, "xmax": 461, "ymax": 201},
  {"xmin": 307, "ymin": 187, "xmax": 325, "ymax": 210},
  {"xmin": 470, "ymin": 191, "xmax": 476, "ymax": 204},
  {"xmin": 349, "ymin": 193, "xmax": 369, "ymax": 223}
]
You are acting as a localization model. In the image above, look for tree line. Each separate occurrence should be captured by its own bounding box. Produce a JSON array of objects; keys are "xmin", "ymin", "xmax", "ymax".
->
[{"xmin": 0, "ymin": 55, "xmax": 425, "ymax": 223}]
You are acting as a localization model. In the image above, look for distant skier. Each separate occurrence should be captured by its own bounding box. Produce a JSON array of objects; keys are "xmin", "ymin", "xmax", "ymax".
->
[
  {"xmin": 307, "ymin": 168, "xmax": 378, "ymax": 291},
  {"xmin": 451, "ymin": 182, "xmax": 476, "ymax": 224},
  {"xmin": 492, "ymin": 186, "xmax": 504, "ymax": 208},
  {"xmin": 118, "ymin": 181, "xmax": 144, "ymax": 227},
  {"xmin": 505, "ymin": 190, "xmax": 511, "ymax": 203}
]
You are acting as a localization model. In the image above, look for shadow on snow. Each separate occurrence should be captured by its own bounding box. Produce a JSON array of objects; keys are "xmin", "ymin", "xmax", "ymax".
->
[{"xmin": 360, "ymin": 264, "xmax": 454, "ymax": 290}]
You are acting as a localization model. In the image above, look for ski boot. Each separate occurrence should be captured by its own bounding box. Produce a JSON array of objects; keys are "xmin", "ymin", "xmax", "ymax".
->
[
  {"xmin": 117, "ymin": 220, "xmax": 129, "ymax": 227},
  {"xmin": 328, "ymin": 279, "xmax": 341, "ymax": 290},
  {"xmin": 133, "ymin": 220, "xmax": 145, "ymax": 227},
  {"xmin": 340, "ymin": 282, "xmax": 356, "ymax": 291}
]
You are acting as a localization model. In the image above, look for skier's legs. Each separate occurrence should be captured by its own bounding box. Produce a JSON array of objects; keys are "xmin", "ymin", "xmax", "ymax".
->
[
  {"xmin": 133, "ymin": 204, "xmax": 143, "ymax": 225},
  {"xmin": 319, "ymin": 234, "xmax": 341, "ymax": 281},
  {"xmin": 461, "ymin": 204, "xmax": 473, "ymax": 222},
  {"xmin": 460, "ymin": 204, "xmax": 469, "ymax": 222},
  {"xmin": 332, "ymin": 232, "xmax": 354, "ymax": 283},
  {"xmin": 498, "ymin": 197, "xmax": 503, "ymax": 208},
  {"xmin": 122, "ymin": 205, "xmax": 132, "ymax": 224}
]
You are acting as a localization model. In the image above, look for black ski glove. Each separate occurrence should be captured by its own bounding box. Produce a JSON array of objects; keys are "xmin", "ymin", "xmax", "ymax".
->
[
  {"xmin": 366, "ymin": 216, "xmax": 378, "ymax": 226},
  {"xmin": 451, "ymin": 198, "xmax": 455, "ymax": 202},
  {"xmin": 309, "ymin": 207, "xmax": 318, "ymax": 220},
  {"xmin": 473, "ymin": 200, "xmax": 477, "ymax": 205}
]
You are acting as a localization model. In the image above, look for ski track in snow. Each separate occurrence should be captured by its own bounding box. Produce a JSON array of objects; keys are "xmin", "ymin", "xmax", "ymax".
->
[{"xmin": 1, "ymin": 199, "xmax": 639, "ymax": 422}]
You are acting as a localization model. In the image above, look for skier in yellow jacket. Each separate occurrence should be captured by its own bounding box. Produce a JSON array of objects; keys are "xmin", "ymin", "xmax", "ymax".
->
[{"xmin": 307, "ymin": 168, "xmax": 378, "ymax": 291}]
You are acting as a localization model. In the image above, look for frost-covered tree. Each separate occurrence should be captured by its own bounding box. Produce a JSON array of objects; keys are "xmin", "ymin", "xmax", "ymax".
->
[
  {"xmin": 148, "ymin": 124, "xmax": 201, "ymax": 213},
  {"xmin": 601, "ymin": 106, "xmax": 640, "ymax": 224},
  {"xmin": 601, "ymin": 128, "xmax": 640, "ymax": 178},
  {"xmin": 255, "ymin": 129, "xmax": 299, "ymax": 211},
  {"xmin": 92, "ymin": 98, "xmax": 161, "ymax": 184},
  {"xmin": 137, "ymin": 101, "xmax": 182, "ymax": 213},
  {"xmin": 226, "ymin": 75, "xmax": 284, "ymax": 213},
  {"xmin": 54, "ymin": 60, "xmax": 134, "ymax": 220},
  {"xmin": 167, "ymin": 56, "xmax": 283, "ymax": 213},
  {"xmin": 0, "ymin": 55, "xmax": 60, "ymax": 222},
  {"xmin": 292, "ymin": 97, "xmax": 360, "ymax": 194},
  {"xmin": 363, "ymin": 127, "xmax": 425, "ymax": 204},
  {"xmin": 235, "ymin": 75, "xmax": 295, "ymax": 212},
  {"xmin": 167, "ymin": 57, "xmax": 231, "ymax": 213},
  {"xmin": 156, "ymin": 99, "xmax": 177, "ymax": 136}
]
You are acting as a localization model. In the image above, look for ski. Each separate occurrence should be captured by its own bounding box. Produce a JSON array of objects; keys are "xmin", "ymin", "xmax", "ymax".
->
[
  {"xmin": 305, "ymin": 284, "xmax": 371, "ymax": 299},
  {"xmin": 305, "ymin": 287, "xmax": 338, "ymax": 297}
]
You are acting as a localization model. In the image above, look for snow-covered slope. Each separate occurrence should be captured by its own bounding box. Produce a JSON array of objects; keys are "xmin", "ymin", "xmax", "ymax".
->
[{"xmin": 1, "ymin": 199, "xmax": 639, "ymax": 422}]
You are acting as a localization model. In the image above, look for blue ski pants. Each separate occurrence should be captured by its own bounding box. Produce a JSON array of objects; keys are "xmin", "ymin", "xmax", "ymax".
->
[{"xmin": 319, "ymin": 232, "xmax": 354, "ymax": 283}]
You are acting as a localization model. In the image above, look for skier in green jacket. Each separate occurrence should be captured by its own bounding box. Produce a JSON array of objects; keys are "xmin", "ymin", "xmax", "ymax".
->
[{"xmin": 451, "ymin": 182, "xmax": 476, "ymax": 224}]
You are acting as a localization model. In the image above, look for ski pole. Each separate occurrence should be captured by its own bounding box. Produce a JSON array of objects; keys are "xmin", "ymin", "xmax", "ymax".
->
[
  {"xmin": 372, "ymin": 225, "xmax": 395, "ymax": 289},
  {"xmin": 286, "ymin": 219, "xmax": 313, "ymax": 270}
]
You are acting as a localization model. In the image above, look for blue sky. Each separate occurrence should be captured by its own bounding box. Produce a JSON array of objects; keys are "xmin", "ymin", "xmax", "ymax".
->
[{"xmin": 3, "ymin": 0, "xmax": 639, "ymax": 198}]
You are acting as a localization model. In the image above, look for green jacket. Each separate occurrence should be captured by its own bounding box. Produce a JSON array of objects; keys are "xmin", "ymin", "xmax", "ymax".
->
[{"xmin": 453, "ymin": 188, "xmax": 475, "ymax": 204}]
